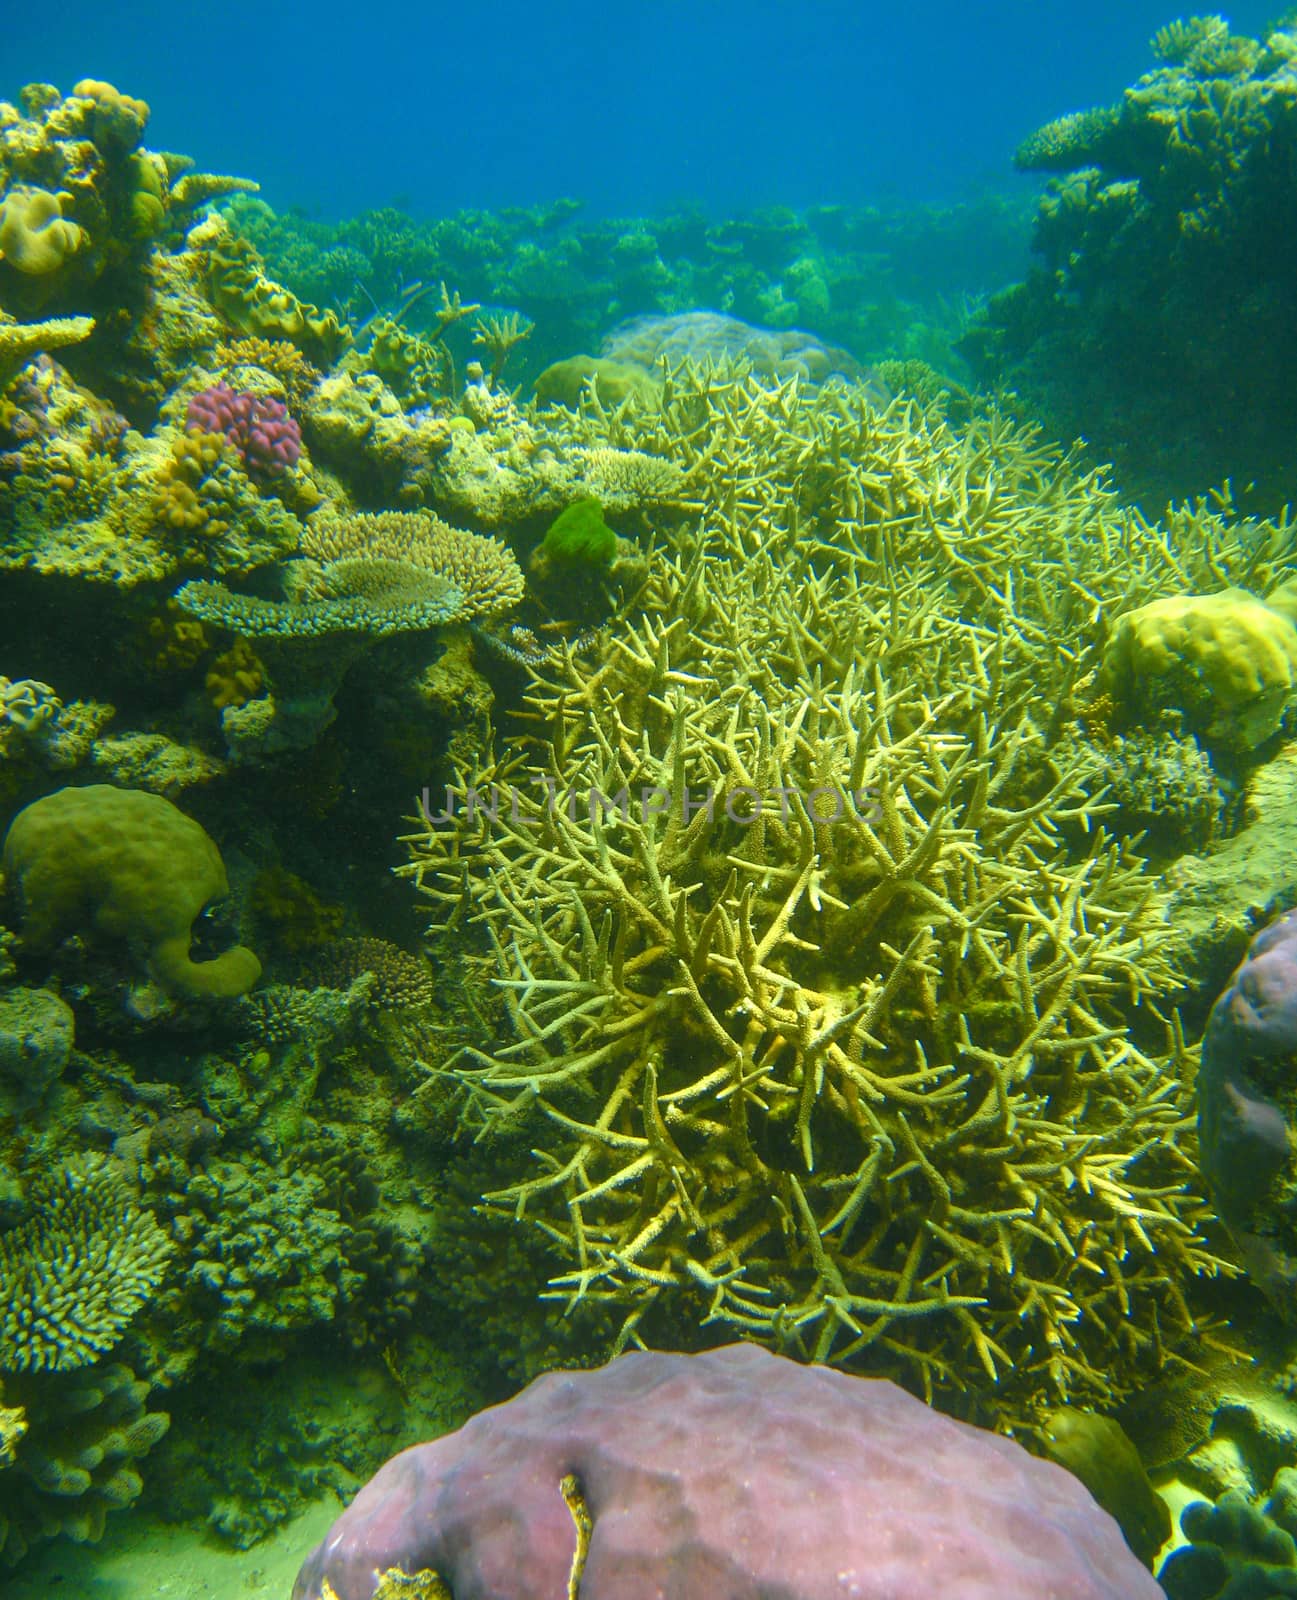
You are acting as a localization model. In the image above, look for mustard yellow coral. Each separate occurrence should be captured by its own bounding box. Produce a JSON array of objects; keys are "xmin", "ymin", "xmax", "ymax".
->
[
  {"xmin": 0, "ymin": 186, "xmax": 83, "ymax": 275},
  {"xmin": 150, "ymin": 431, "xmax": 232, "ymax": 537},
  {"xmin": 1099, "ymin": 586, "xmax": 1297, "ymax": 750},
  {"xmin": 0, "ymin": 311, "xmax": 93, "ymax": 389},
  {"xmin": 70, "ymin": 78, "xmax": 149, "ymax": 150}
]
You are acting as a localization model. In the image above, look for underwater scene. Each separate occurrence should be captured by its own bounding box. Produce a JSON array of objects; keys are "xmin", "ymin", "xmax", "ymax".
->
[{"xmin": 4, "ymin": 2, "xmax": 1297, "ymax": 1596}]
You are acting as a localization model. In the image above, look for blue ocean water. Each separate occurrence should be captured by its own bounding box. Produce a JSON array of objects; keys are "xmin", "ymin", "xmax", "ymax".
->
[{"xmin": 0, "ymin": 1, "xmax": 1282, "ymax": 216}]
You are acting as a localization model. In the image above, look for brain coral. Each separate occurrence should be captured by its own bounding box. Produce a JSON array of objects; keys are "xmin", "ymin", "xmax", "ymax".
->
[
  {"xmin": 2, "ymin": 783, "xmax": 260, "ymax": 999},
  {"xmin": 292, "ymin": 1343, "xmax": 1163, "ymax": 1600}
]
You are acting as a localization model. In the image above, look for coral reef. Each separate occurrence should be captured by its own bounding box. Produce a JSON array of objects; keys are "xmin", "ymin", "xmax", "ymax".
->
[
  {"xmin": 398, "ymin": 362, "xmax": 1294, "ymax": 1426},
  {"xmin": 293, "ymin": 1343, "xmax": 1163, "ymax": 1600},
  {"xmin": 963, "ymin": 17, "xmax": 1297, "ymax": 509},
  {"xmin": 2, "ymin": 784, "xmax": 261, "ymax": 999}
]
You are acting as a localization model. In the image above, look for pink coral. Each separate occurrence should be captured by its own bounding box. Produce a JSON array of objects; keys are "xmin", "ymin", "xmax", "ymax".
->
[
  {"xmin": 185, "ymin": 380, "xmax": 300, "ymax": 480},
  {"xmin": 292, "ymin": 1344, "xmax": 1161, "ymax": 1600}
]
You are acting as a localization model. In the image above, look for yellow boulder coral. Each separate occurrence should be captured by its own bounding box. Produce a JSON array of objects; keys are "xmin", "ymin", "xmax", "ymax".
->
[
  {"xmin": 1100, "ymin": 586, "xmax": 1297, "ymax": 750},
  {"xmin": 71, "ymin": 78, "xmax": 149, "ymax": 150},
  {"xmin": 0, "ymin": 186, "xmax": 83, "ymax": 275},
  {"xmin": 2, "ymin": 784, "xmax": 260, "ymax": 999}
]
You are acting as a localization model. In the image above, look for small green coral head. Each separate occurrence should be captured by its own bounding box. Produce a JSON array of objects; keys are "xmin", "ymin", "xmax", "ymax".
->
[
  {"xmin": 535, "ymin": 498, "xmax": 617, "ymax": 574},
  {"xmin": 2, "ymin": 783, "xmax": 261, "ymax": 999}
]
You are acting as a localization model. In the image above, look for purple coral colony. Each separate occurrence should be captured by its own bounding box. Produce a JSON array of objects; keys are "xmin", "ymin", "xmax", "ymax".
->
[{"xmin": 2, "ymin": 12, "xmax": 1297, "ymax": 1600}]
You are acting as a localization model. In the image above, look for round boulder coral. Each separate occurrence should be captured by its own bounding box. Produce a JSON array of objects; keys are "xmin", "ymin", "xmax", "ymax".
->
[
  {"xmin": 1099, "ymin": 587, "xmax": 1297, "ymax": 752},
  {"xmin": 2, "ymin": 783, "xmax": 260, "ymax": 998},
  {"xmin": 1198, "ymin": 908, "xmax": 1297, "ymax": 1317},
  {"xmin": 292, "ymin": 1344, "xmax": 1162, "ymax": 1600}
]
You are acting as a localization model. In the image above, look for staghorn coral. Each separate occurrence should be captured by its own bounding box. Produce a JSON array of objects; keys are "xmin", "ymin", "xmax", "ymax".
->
[
  {"xmin": 398, "ymin": 364, "xmax": 1286, "ymax": 1426},
  {"xmin": 301, "ymin": 508, "xmax": 524, "ymax": 619},
  {"xmin": 0, "ymin": 1153, "xmax": 172, "ymax": 1373}
]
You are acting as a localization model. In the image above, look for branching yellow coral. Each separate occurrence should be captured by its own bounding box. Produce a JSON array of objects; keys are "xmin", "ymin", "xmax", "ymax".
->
[
  {"xmin": 400, "ymin": 365, "xmax": 1289, "ymax": 1427},
  {"xmin": 217, "ymin": 336, "xmax": 320, "ymax": 403}
]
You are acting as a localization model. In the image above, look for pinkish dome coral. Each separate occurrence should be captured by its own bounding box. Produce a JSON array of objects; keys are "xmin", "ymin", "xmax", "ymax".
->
[
  {"xmin": 293, "ymin": 1345, "xmax": 1163, "ymax": 1600},
  {"xmin": 185, "ymin": 380, "xmax": 301, "ymax": 480}
]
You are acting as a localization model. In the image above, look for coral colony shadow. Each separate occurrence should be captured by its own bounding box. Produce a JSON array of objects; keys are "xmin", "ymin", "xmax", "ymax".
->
[{"xmin": 3, "ymin": 15, "xmax": 1297, "ymax": 1597}]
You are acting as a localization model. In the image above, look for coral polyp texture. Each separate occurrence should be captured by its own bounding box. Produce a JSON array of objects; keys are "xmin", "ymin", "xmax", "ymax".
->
[
  {"xmin": 1197, "ymin": 909, "xmax": 1297, "ymax": 1320},
  {"xmin": 292, "ymin": 1343, "xmax": 1164, "ymax": 1600},
  {"xmin": 186, "ymin": 380, "xmax": 301, "ymax": 480},
  {"xmin": 2, "ymin": 783, "xmax": 260, "ymax": 998},
  {"xmin": 0, "ymin": 1153, "xmax": 172, "ymax": 1372},
  {"xmin": 398, "ymin": 363, "xmax": 1297, "ymax": 1426}
]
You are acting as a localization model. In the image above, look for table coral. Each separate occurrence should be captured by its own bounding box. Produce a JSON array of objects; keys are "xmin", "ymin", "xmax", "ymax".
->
[
  {"xmin": 301, "ymin": 509, "xmax": 524, "ymax": 619},
  {"xmin": 0, "ymin": 311, "xmax": 92, "ymax": 389},
  {"xmin": 292, "ymin": 1343, "xmax": 1164, "ymax": 1600},
  {"xmin": 2, "ymin": 783, "xmax": 261, "ymax": 999},
  {"xmin": 1197, "ymin": 908, "xmax": 1297, "ymax": 1321}
]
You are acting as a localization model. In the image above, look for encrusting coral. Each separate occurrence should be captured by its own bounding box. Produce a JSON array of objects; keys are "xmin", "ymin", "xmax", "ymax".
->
[{"xmin": 401, "ymin": 363, "xmax": 1297, "ymax": 1426}]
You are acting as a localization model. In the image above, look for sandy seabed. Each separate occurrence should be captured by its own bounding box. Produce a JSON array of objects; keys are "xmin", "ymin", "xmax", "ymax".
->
[{"xmin": 7, "ymin": 1494, "xmax": 343, "ymax": 1600}]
